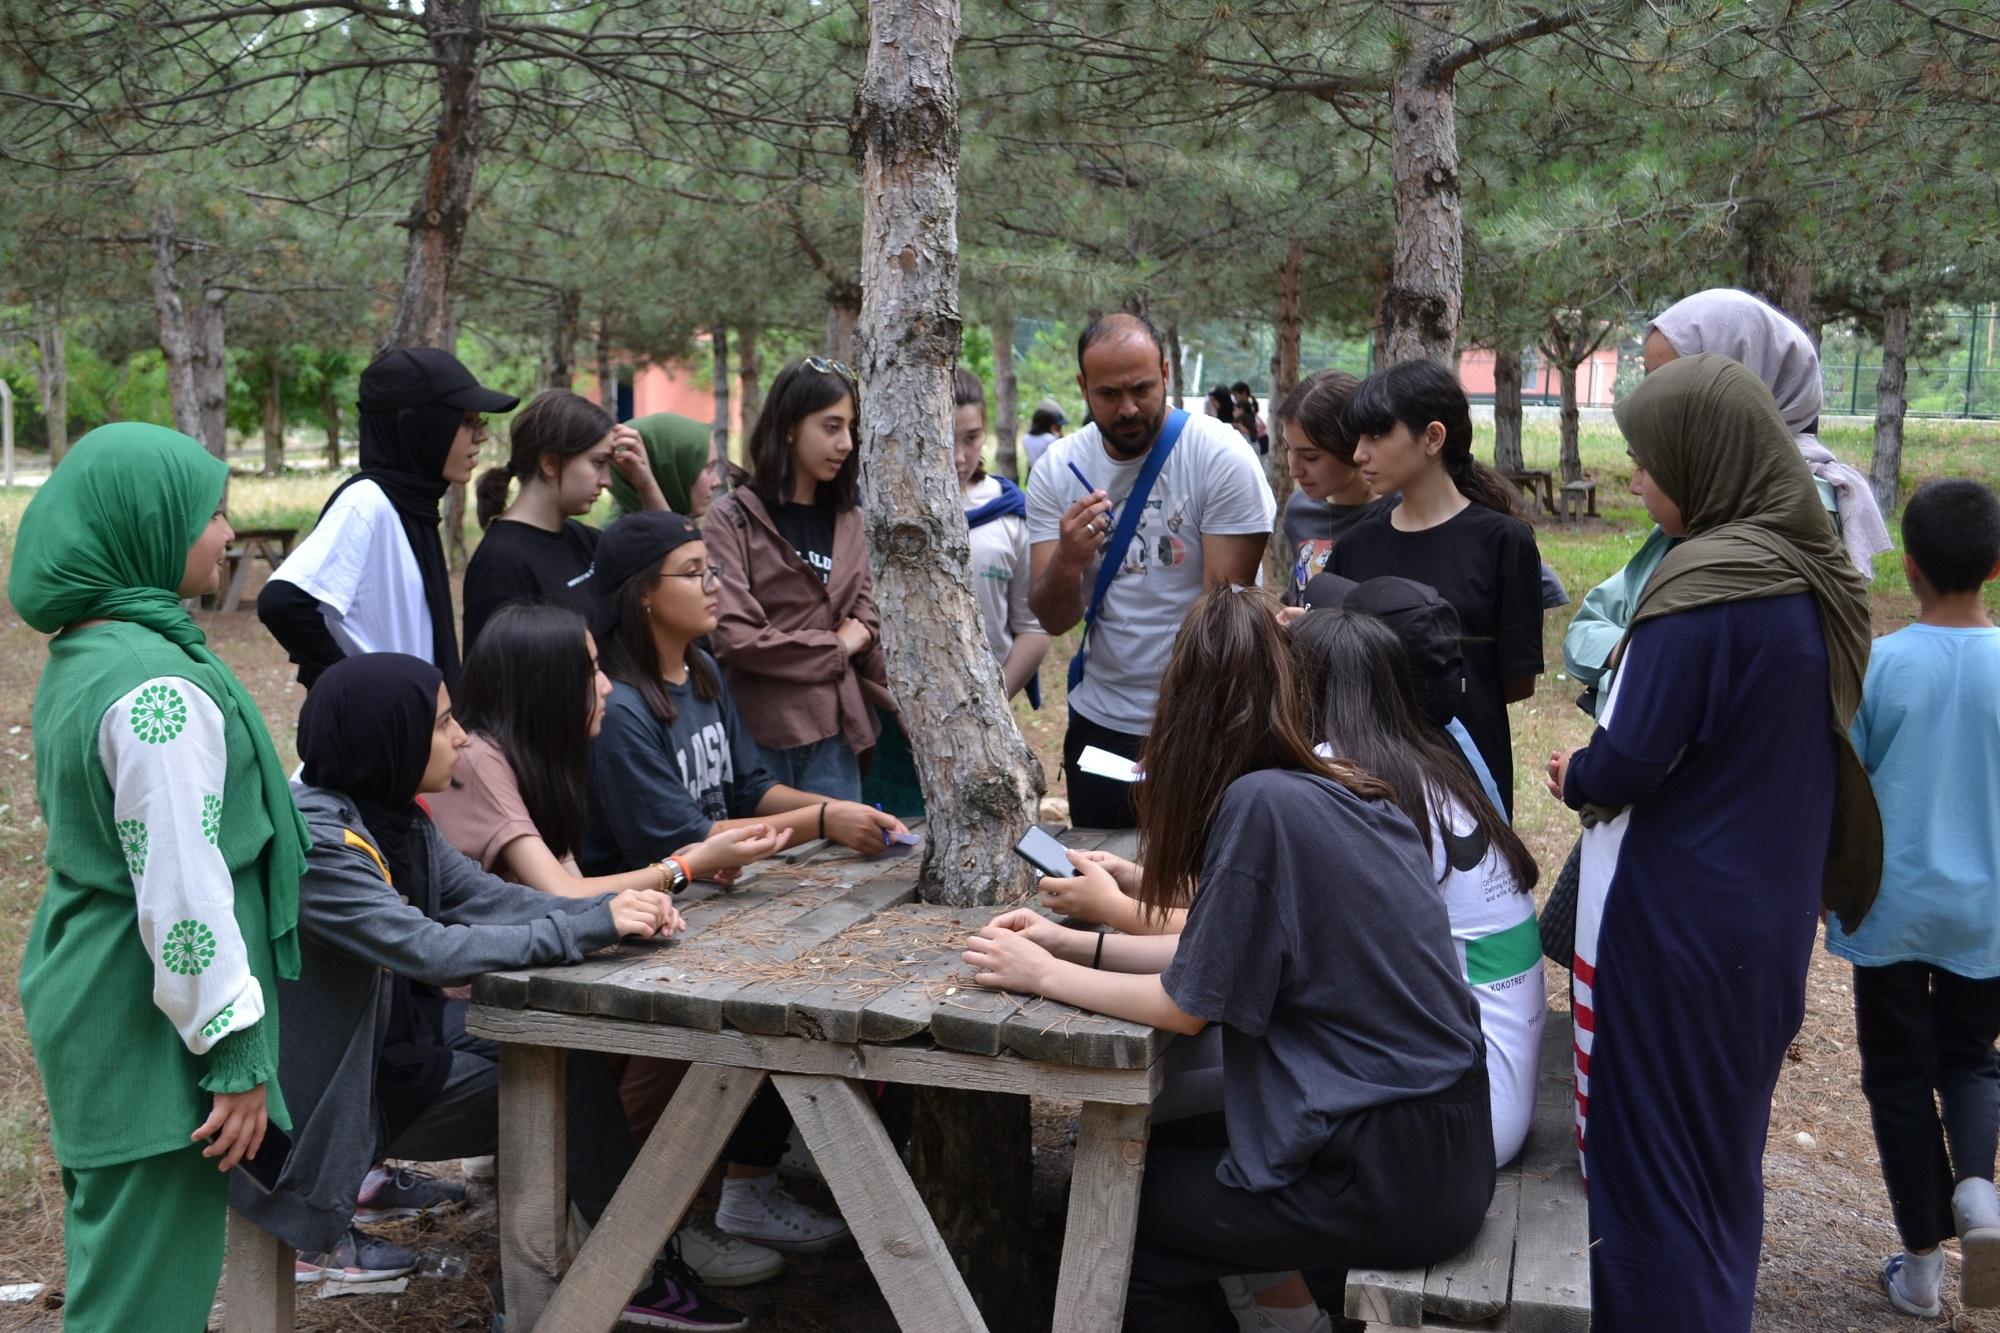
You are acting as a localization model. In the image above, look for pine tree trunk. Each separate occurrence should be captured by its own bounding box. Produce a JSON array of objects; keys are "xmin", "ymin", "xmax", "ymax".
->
[
  {"xmin": 1166, "ymin": 321, "xmax": 1185, "ymax": 406},
  {"xmin": 1492, "ymin": 346, "xmax": 1524, "ymax": 473},
  {"xmin": 544, "ymin": 288, "xmax": 581, "ymax": 390},
  {"xmin": 148, "ymin": 208, "xmax": 206, "ymax": 444},
  {"xmin": 992, "ymin": 309, "xmax": 1019, "ymax": 483},
  {"xmin": 1266, "ymin": 238, "xmax": 1304, "ymax": 583},
  {"xmin": 1383, "ymin": 4, "xmax": 1463, "ymax": 365},
  {"xmin": 321, "ymin": 377, "xmax": 342, "ymax": 471},
  {"xmin": 709, "ymin": 326, "xmax": 731, "ymax": 466},
  {"xmin": 736, "ymin": 325, "xmax": 763, "ymax": 453},
  {"xmin": 262, "ymin": 362, "xmax": 285, "ymax": 475},
  {"xmin": 825, "ymin": 284, "xmax": 861, "ymax": 363},
  {"xmin": 856, "ymin": 4, "xmax": 1041, "ymax": 1310},
  {"xmin": 192, "ymin": 287, "xmax": 229, "ymax": 458},
  {"xmin": 595, "ymin": 311, "xmax": 617, "ymax": 414},
  {"xmin": 910, "ymin": 1088, "xmax": 1036, "ymax": 1331},
  {"xmin": 1870, "ymin": 295, "xmax": 1910, "ymax": 515},
  {"xmin": 35, "ymin": 303, "xmax": 67, "ymax": 463},
  {"xmin": 387, "ymin": 0, "xmax": 485, "ymax": 348},
  {"xmin": 1557, "ymin": 357, "xmax": 1582, "ymax": 485}
]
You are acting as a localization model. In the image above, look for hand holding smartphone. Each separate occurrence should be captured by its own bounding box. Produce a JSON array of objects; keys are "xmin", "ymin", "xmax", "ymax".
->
[{"xmin": 1012, "ymin": 825, "xmax": 1078, "ymax": 879}]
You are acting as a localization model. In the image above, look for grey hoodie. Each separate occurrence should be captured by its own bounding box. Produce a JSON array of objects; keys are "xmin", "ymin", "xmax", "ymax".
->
[{"xmin": 228, "ymin": 782, "xmax": 620, "ymax": 1252}]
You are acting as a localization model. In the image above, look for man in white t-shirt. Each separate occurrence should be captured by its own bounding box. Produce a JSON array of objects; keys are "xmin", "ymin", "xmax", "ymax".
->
[{"xmin": 1028, "ymin": 312, "xmax": 1275, "ymax": 828}]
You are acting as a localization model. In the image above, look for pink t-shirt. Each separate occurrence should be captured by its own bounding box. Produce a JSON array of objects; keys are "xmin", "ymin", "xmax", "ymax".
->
[{"xmin": 426, "ymin": 733, "xmax": 580, "ymax": 878}]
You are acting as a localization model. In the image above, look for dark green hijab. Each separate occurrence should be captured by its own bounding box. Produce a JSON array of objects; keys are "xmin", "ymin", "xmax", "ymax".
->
[
  {"xmin": 611, "ymin": 412, "xmax": 712, "ymax": 516},
  {"xmin": 1615, "ymin": 354, "xmax": 1880, "ymax": 927},
  {"xmin": 9, "ymin": 422, "xmax": 308, "ymax": 973}
]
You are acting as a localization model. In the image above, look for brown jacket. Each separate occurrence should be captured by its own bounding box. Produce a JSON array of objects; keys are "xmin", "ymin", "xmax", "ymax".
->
[{"xmin": 705, "ymin": 487, "xmax": 885, "ymax": 755}]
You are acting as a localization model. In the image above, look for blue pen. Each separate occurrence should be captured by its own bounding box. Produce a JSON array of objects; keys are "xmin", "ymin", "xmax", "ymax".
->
[{"xmin": 1066, "ymin": 460, "xmax": 1114, "ymax": 520}]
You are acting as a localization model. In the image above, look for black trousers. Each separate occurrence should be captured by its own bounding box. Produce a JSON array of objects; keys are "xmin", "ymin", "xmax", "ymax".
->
[
  {"xmin": 1062, "ymin": 707, "xmax": 1145, "ymax": 830},
  {"xmin": 1855, "ymin": 962, "xmax": 2000, "ymax": 1249},
  {"xmin": 1125, "ymin": 1064, "xmax": 1496, "ymax": 1333}
]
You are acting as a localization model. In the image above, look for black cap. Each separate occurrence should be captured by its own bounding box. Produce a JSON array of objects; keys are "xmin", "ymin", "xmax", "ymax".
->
[
  {"xmin": 1299, "ymin": 573, "xmax": 1466, "ymax": 727},
  {"xmin": 359, "ymin": 346, "xmax": 520, "ymax": 414},
  {"xmin": 586, "ymin": 511, "xmax": 704, "ymax": 634}
]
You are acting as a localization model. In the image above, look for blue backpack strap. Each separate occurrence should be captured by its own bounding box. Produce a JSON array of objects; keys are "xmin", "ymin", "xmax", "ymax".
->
[{"xmin": 1068, "ymin": 409, "xmax": 1189, "ymax": 691}]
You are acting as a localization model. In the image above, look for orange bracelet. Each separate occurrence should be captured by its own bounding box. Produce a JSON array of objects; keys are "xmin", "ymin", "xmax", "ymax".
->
[{"xmin": 668, "ymin": 855, "xmax": 694, "ymax": 889}]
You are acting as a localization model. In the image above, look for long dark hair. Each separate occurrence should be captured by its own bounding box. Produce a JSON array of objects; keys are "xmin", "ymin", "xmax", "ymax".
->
[
  {"xmin": 1276, "ymin": 369, "xmax": 1361, "ymax": 462},
  {"xmin": 1135, "ymin": 587, "xmax": 1393, "ymax": 920},
  {"xmin": 599, "ymin": 563, "xmax": 719, "ymax": 726},
  {"xmin": 456, "ymin": 602, "xmax": 597, "ymax": 861},
  {"xmin": 476, "ymin": 391, "xmax": 615, "ymax": 529},
  {"xmin": 746, "ymin": 359, "xmax": 861, "ymax": 511},
  {"xmin": 1292, "ymin": 606, "xmax": 1538, "ymax": 891},
  {"xmin": 1345, "ymin": 360, "xmax": 1531, "ymax": 524}
]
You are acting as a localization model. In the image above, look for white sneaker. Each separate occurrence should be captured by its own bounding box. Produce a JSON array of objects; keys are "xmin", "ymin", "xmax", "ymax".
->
[
  {"xmin": 776, "ymin": 1127, "xmax": 823, "ymax": 1183},
  {"xmin": 461, "ymin": 1155, "xmax": 497, "ymax": 1182},
  {"xmin": 1218, "ymin": 1276, "xmax": 1262, "ymax": 1333},
  {"xmin": 675, "ymin": 1223, "xmax": 785, "ymax": 1288},
  {"xmin": 715, "ymin": 1174, "xmax": 850, "ymax": 1254},
  {"xmin": 1957, "ymin": 1177, "xmax": 2000, "ymax": 1308}
]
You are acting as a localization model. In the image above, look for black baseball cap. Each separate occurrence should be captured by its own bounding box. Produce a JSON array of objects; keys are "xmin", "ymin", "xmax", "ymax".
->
[
  {"xmin": 586, "ymin": 511, "xmax": 705, "ymax": 634},
  {"xmin": 1300, "ymin": 573, "xmax": 1466, "ymax": 727},
  {"xmin": 359, "ymin": 346, "xmax": 520, "ymax": 414}
]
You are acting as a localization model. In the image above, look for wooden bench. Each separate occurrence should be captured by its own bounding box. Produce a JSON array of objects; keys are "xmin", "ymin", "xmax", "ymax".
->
[
  {"xmin": 1344, "ymin": 1012, "xmax": 1589, "ymax": 1331},
  {"xmin": 1503, "ymin": 469, "xmax": 1556, "ymax": 518},
  {"xmin": 1558, "ymin": 481, "xmax": 1598, "ymax": 523}
]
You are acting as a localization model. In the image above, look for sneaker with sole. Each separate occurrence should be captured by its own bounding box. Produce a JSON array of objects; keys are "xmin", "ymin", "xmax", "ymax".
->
[
  {"xmin": 1883, "ymin": 1252, "xmax": 1944, "ymax": 1318},
  {"xmin": 715, "ymin": 1173, "xmax": 849, "ymax": 1255},
  {"xmin": 295, "ymin": 1228, "xmax": 420, "ymax": 1284},
  {"xmin": 354, "ymin": 1166, "xmax": 467, "ymax": 1225},
  {"xmin": 675, "ymin": 1222, "xmax": 785, "ymax": 1288},
  {"xmin": 622, "ymin": 1253, "xmax": 750, "ymax": 1331},
  {"xmin": 1958, "ymin": 1177, "xmax": 2000, "ymax": 1308}
]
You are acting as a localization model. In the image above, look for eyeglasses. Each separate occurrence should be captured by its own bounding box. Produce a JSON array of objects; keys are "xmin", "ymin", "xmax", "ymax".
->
[
  {"xmin": 805, "ymin": 356, "xmax": 857, "ymax": 387},
  {"xmin": 463, "ymin": 413, "xmax": 489, "ymax": 436},
  {"xmin": 659, "ymin": 564, "xmax": 722, "ymax": 591}
]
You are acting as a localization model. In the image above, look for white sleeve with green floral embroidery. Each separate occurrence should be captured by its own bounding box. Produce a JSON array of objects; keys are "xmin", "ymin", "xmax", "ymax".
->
[{"xmin": 97, "ymin": 675, "xmax": 266, "ymax": 1056}]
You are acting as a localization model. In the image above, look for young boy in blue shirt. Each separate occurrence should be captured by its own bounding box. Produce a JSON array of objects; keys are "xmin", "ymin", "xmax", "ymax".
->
[{"xmin": 1827, "ymin": 478, "xmax": 2000, "ymax": 1319}]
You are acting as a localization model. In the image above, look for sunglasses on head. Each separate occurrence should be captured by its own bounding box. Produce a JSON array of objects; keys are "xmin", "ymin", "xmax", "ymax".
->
[{"xmin": 805, "ymin": 356, "xmax": 857, "ymax": 387}]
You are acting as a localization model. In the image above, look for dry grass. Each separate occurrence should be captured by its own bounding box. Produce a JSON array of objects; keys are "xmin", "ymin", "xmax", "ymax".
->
[{"xmin": 4, "ymin": 419, "xmax": 2000, "ymax": 1329}]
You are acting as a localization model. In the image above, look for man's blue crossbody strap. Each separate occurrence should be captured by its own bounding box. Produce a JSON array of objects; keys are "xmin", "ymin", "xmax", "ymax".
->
[{"xmin": 1067, "ymin": 408, "xmax": 1189, "ymax": 692}]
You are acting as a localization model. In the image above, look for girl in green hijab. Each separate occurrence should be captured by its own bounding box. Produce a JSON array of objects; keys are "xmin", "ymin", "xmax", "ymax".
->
[
  {"xmin": 9, "ymin": 423, "xmax": 311, "ymax": 1333},
  {"xmin": 609, "ymin": 411, "xmax": 720, "ymax": 519},
  {"xmin": 1544, "ymin": 354, "xmax": 1877, "ymax": 1333}
]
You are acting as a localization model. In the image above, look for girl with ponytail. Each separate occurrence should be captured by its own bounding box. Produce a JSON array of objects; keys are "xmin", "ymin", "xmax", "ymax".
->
[
  {"xmin": 461, "ymin": 390, "xmax": 669, "ymax": 652},
  {"xmin": 1328, "ymin": 359, "xmax": 1545, "ymax": 816}
]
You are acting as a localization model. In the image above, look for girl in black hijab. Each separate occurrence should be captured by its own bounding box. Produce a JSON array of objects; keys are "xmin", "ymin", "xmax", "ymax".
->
[{"xmin": 260, "ymin": 346, "xmax": 519, "ymax": 694}]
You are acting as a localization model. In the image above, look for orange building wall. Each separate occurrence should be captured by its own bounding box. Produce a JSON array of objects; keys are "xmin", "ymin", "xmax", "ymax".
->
[{"xmin": 1458, "ymin": 346, "xmax": 1620, "ymax": 408}]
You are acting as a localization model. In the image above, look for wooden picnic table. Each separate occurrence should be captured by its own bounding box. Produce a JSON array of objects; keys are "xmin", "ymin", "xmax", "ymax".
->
[
  {"xmin": 1503, "ymin": 469, "xmax": 1557, "ymax": 518},
  {"xmin": 464, "ymin": 825, "xmax": 1162, "ymax": 1333},
  {"xmin": 215, "ymin": 526, "xmax": 299, "ymax": 612}
]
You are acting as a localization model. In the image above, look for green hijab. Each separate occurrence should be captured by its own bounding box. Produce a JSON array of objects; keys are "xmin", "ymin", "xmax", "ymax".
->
[
  {"xmin": 1614, "ymin": 353, "xmax": 1880, "ymax": 928},
  {"xmin": 611, "ymin": 412, "xmax": 712, "ymax": 516},
  {"xmin": 9, "ymin": 422, "xmax": 308, "ymax": 975}
]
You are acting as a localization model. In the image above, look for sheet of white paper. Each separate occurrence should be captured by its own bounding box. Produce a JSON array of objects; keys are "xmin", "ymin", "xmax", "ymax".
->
[{"xmin": 1078, "ymin": 745, "xmax": 1142, "ymax": 783}]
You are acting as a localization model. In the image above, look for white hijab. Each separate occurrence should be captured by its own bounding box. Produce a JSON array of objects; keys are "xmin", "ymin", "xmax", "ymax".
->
[{"xmin": 1649, "ymin": 288, "xmax": 1892, "ymax": 578}]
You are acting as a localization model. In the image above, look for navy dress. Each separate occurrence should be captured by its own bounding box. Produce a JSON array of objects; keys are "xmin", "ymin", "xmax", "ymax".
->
[{"xmin": 1565, "ymin": 594, "xmax": 1835, "ymax": 1331}]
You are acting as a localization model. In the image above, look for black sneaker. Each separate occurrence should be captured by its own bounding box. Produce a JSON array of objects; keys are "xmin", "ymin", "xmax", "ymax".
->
[
  {"xmin": 621, "ymin": 1251, "xmax": 751, "ymax": 1330},
  {"xmin": 295, "ymin": 1227, "xmax": 420, "ymax": 1284},
  {"xmin": 354, "ymin": 1165, "xmax": 467, "ymax": 1224}
]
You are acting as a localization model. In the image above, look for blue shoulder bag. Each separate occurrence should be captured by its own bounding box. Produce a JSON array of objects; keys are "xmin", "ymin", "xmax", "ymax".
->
[{"xmin": 1067, "ymin": 409, "xmax": 1189, "ymax": 692}]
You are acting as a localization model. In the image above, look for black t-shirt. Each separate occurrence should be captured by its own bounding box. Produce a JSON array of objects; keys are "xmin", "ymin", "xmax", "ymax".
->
[
  {"xmin": 1281, "ymin": 492, "xmax": 1393, "ymax": 604},
  {"xmin": 1327, "ymin": 502, "xmax": 1543, "ymax": 816},
  {"xmin": 461, "ymin": 518, "xmax": 601, "ymax": 652},
  {"xmin": 772, "ymin": 501, "xmax": 836, "ymax": 586},
  {"xmin": 1162, "ymin": 768, "xmax": 1484, "ymax": 1190}
]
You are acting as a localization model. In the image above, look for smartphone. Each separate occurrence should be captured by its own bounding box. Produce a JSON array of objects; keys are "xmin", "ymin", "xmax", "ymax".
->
[
  {"xmin": 1013, "ymin": 825, "xmax": 1078, "ymax": 879},
  {"xmin": 236, "ymin": 1122, "xmax": 294, "ymax": 1194}
]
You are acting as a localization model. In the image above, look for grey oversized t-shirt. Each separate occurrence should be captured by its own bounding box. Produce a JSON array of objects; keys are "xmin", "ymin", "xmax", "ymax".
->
[
  {"xmin": 1162, "ymin": 767, "xmax": 1485, "ymax": 1191},
  {"xmin": 1026, "ymin": 412, "xmax": 1274, "ymax": 732}
]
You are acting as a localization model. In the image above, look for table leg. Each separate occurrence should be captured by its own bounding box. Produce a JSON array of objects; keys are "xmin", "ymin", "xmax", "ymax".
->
[
  {"xmin": 224, "ymin": 1207, "xmax": 294, "ymax": 1332},
  {"xmin": 500, "ymin": 1044, "xmax": 566, "ymax": 1332},
  {"xmin": 1051, "ymin": 1100, "xmax": 1150, "ymax": 1333},
  {"xmin": 534, "ymin": 1064, "xmax": 765, "ymax": 1333},
  {"xmin": 221, "ymin": 552, "xmax": 254, "ymax": 613},
  {"xmin": 773, "ymin": 1073, "xmax": 988, "ymax": 1333}
]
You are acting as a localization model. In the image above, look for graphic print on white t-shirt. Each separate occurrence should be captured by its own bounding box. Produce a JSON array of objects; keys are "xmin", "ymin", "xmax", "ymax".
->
[{"xmin": 268, "ymin": 479, "xmax": 435, "ymax": 663}]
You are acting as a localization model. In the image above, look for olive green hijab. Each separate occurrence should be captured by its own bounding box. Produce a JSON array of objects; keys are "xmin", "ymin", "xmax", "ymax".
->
[
  {"xmin": 9, "ymin": 422, "xmax": 308, "ymax": 974},
  {"xmin": 1614, "ymin": 354, "xmax": 1880, "ymax": 927},
  {"xmin": 611, "ymin": 412, "xmax": 712, "ymax": 516}
]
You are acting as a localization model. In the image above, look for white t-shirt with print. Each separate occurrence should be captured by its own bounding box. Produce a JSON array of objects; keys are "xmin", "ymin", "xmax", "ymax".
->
[
  {"xmin": 963, "ymin": 476, "xmax": 1045, "ymax": 672},
  {"xmin": 269, "ymin": 479, "xmax": 436, "ymax": 663}
]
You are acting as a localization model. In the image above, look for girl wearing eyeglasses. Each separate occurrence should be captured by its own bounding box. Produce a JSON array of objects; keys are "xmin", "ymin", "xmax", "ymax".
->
[{"xmin": 703, "ymin": 357, "xmax": 887, "ymax": 800}]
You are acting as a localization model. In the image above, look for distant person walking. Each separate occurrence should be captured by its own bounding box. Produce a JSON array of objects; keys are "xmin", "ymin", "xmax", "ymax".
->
[{"xmin": 1021, "ymin": 397, "xmax": 1067, "ymax": 476}]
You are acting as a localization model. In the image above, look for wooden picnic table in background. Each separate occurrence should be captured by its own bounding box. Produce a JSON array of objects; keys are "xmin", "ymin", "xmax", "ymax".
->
[
  {"xmin": 212, "ymin": 526, "xmax": 298, "ymax": 612},
  {"xmin": 465, "ymin": 824, "xmax": 1162, "ymax": 1333}
]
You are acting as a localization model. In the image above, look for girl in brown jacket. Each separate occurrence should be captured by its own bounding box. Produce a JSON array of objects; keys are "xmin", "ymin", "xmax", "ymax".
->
[{"xmin": 704, "ymin": 358, "xmax": 888, "ymax": 799}]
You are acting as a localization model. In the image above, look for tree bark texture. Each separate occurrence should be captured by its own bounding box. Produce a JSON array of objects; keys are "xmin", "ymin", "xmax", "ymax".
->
[
  {"xmin": 825, "ymin": 284, "xmax": 861, "ymax": 364},
  {"xmin": 1166, "ymin": 321, "xmax": 1185, "ymax": 407},
  {"xmin": 387, "ymin": 0, "xmax": 485, "ymax": 349},
  {"xmin": 1491, "ymin": 346, "xmax": 1524, "ymax": 473},
  {"xmin": 595, "ymin": 311, "xmax": 617, "ymax": 414},
  {"xmin": 544, "ymin": 287, "xmax": 581, "ymax": 390},
  {"xmin": 1555, "ymin": 358, "xmax": 1581, "ymax": 485},
  {"xmin": 1265, "ymin": 238, "xmax": 1304, "ymax": 584},
  {"xmin": 992, "ymin": 309, "xmax": 1018, "ymax": 483},
  {"xmin": 192, "ymin": 287, "xmax": 229, "ymax": 457},
  {"xmin": 1383, "ymin": 5, "xmax": 1463, "ymax": 366},
  {"xmin": 709, "ymin": 325, "xmax": 731, "ymax": 464},
  {"xmin": 36, "ymin": 302, "xmax": 67, "ymax": 463},
  {"xmin": 855, "ymin": 0, "xmax": 1043, "ymax": 916},
  {"xmin": 149, "ymin": 208, "xmax": 206, "ymax": 445},
  {"xmin": 321, "ymin": 376, "xmax": 342, "ymax": 471},
  {"xmin": 736, "ymin": 324, "xmax": 763, "ymax": 454},
  {"xmin": 909, "ymin": 1086, "xmax": 1037, "ymax": 1333},
  {"xmin": 1870, "ymin": 295, "xmax": 1910, "ymax": 515},
  {"xmin": 261, "ymin": 361, "xmax": 285, "ymax": 475}
]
